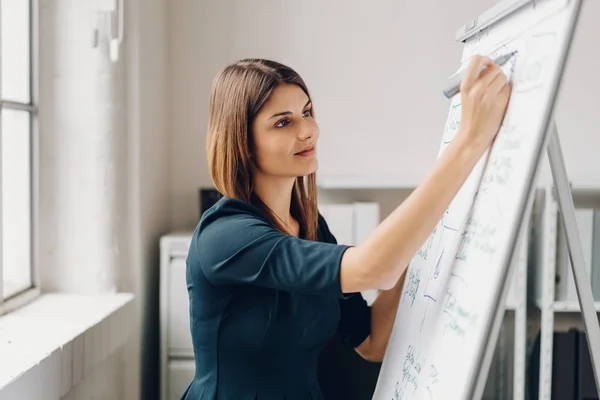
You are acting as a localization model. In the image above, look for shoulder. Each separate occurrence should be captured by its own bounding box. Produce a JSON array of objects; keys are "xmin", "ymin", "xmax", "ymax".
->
[
  {"xmin": 200, "ymin": 196, "xmax": 268, "ymax": 225},
  {"xmin": 187, "ymin": 197, "xmax": 278, "ymax": 278},
  {"xmin": 193, "ymin": 196, "xmax": 274, "ymax": 245}
]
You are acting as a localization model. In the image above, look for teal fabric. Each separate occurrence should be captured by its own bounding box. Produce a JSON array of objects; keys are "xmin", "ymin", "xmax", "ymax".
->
[{"xmin": 180, "ymin": 197, "xmax": 372, "ymax": 399}]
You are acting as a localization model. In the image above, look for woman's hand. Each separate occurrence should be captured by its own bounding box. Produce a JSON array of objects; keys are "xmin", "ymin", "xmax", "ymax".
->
[{"xmin": 456, "ymin": 55, "xmax": 512, "ymax": 153}]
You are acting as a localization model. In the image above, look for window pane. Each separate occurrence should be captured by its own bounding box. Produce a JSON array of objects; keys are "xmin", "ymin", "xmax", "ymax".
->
[
  {"xmin": 2, "ymin": 109, "xmax": 31, "ymax": 299},
  {"xmin": 1, "ymin": 0, "xmax": 31, "ymax": 103}
]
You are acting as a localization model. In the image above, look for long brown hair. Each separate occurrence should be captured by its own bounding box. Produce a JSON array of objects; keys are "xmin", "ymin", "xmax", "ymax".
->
[{"xmin": 206, "ymin": 59, "xmax": 319, "ymax": 241}]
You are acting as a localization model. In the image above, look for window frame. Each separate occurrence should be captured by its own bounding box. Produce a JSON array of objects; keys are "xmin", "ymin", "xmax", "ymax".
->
[{"xmin": 0, "ymin": 0, "xmax": 40, "ymax": 316}]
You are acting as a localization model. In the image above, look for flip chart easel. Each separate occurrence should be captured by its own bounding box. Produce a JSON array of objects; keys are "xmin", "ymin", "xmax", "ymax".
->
[
  {"xmin": 371, "ymin": 0, "xmax": 600, "ymax": 398},
  {"xmin": 544, "ymin": 122, "xmax": 600, "ymax": 394}
]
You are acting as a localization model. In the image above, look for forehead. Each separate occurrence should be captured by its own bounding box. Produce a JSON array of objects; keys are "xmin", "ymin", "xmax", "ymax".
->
[{"xmin": 261, "ymin": 83, "xmax": 309, "ymax": 113}]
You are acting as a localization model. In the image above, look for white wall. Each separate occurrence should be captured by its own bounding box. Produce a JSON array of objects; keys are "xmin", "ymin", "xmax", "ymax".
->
[
  {"xmin": 39, "ymin": 0, "xmax": 127, "ymax": 294},
  {"xmin": 551, "ymin": 0, "xmax": 600, "ymax": 184},
  {"xmin": 169, "ymin": 0, "xmax": 600, "ymax": 230},
  {"xmin": 36, "ymin": 0, "xmax": 170, "ymax": 399}
]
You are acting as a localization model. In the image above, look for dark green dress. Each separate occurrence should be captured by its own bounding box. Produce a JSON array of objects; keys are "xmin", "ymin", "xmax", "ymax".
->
[{"xmin": 180, "ymin": 197, "xmax": 372, "ymax": 399}]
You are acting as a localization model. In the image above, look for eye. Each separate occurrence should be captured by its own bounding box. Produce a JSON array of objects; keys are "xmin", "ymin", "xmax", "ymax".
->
[
  {"xmin": 275, "ymin": 118, "xmax": 290, "ymax": 128},
  {"xmin": 303, "ymin": 108, "xmax": 313, "ymax": 118}
]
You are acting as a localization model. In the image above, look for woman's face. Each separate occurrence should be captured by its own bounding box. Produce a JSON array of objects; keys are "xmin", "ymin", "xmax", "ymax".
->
[{"xmin": 251, "ymin": 83, "xmax": 319, "ymax": 179}]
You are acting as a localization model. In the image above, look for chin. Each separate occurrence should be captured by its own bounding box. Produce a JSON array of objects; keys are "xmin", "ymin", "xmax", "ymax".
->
[
  {"xmin": 299, "ymin": 160, "xmax": 318, "ymax": 177},
  {"xmin": 277, "ymin": 159, "xmax": 318, "ymax": 179}
]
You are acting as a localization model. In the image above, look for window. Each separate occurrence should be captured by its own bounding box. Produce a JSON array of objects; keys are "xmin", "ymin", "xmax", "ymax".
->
[{"xmin": 0, "ymin": 0, "xmax": 37, "ymax": 308}]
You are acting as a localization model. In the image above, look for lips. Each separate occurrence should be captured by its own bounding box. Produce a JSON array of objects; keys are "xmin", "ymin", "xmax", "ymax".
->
[{"xmin": 295, "ymin": 145, "xmax": 315, "ymax": 156}]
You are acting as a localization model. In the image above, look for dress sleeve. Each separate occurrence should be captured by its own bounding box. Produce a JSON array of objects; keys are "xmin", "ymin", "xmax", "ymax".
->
[
  {"xmin": 317, "ymin": 213, "xmax": 372, "ymax": 348},
  {"xmin": 192, "ymin": 198, "xmax": 351, "ymax": 298}
]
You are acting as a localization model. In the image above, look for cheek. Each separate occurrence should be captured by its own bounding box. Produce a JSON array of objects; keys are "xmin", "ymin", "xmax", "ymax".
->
[{"xmin": 253, "ymin": 133, "xmax": 292, "ymax": 170}]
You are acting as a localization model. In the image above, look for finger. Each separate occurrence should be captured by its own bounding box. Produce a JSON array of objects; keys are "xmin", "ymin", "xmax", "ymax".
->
[
  {"xmin": 492, "ymin": 84, "xmax": 512, "ymax": 121},
  {"xmin": 467, "ymin": 81, "xmax": 486, "ymax": 102},
  {"xmin": 498, "ymin": 88, "xmax": 512, "ymax": 120},
  {"xmin": 469, "ymin": 68, "xmax": 501, "ymax": 101},
  {"xmin": 500, "ymin": 81, "xmax": 513, "ymax": 104},
  {"xmin": 481, "ymin": 78, "xmax": 507, "ymax": 106},
  {"xmin": 480, "ymin": 64, "xmax": 504, "ymax": 88},
  {"xmin": 461, "ymin": 55, "xmax": 493, "ymax": 92},
  {"xmin": 488, "ymin": 70, "xmax": 509, "ymax": 95}
]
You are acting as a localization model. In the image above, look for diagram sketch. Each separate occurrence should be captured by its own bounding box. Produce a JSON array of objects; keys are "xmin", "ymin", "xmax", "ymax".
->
[{"xmin": 515, "ymin": 32, "xmax": 558, "ymax": 93}]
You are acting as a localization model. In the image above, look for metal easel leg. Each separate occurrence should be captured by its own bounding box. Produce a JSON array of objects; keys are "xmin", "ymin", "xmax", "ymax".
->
[{"xmin": 546, "ymin": 120, "xmax": 600, "ymax": 394}]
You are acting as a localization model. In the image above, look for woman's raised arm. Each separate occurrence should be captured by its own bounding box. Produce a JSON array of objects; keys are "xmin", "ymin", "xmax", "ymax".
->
[{"xmin": 339, "ymin": 55, "xmax": 513, "ymax": 293}]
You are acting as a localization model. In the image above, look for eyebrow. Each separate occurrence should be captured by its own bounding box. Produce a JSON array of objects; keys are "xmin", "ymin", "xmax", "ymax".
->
[{"xmin": 268, "ymin": 99, "xmax": 312, "ymax": 120}]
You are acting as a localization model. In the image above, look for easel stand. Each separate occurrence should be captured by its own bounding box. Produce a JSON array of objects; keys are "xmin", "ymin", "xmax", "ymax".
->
[{"xmin": 546, "ymin": 121, "xmax": 600, "ymax": 395}]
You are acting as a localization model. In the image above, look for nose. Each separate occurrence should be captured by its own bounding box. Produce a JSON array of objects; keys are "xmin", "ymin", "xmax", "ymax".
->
[{"xmin": 298, "ymin": 120, "xmax": 318, "ymax": 141}]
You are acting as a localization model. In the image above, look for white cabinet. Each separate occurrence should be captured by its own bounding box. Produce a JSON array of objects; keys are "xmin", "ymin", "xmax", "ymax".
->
[
  {"xmin": 168, "ymin": 257, "xmax": 193, "ymax": 356},
  {"xmin": 160, "ymin": 232, "xmax": 194, "ymax": 400},
  {"xmin": 168, "ymin": 360, "xmax": 196, "ymax": 400}
]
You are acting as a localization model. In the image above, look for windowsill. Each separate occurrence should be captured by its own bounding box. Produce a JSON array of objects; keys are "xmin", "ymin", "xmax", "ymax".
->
[
  {"xmin": 3, "ymin": 279, "xmax": 30, "ymax": 300},
  {"xmin": 0, "ymin": 292, "xmax": 135, "ymax": 399}
]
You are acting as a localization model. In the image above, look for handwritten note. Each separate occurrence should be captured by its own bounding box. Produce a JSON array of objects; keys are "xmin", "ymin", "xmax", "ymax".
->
[
  {"xmin": 403, "ymin": 266, "xmax": 421, "ymax": 308},
  {"xmin": 455, "ymin": 216, "xmax": 498, "ymax": 263},
  {"xmin": 442, "ymin": 287, "xmax": 478, "ymax": 339}
]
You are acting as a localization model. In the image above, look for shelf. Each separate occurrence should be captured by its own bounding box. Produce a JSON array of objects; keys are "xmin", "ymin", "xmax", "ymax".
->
[
  {"xmin": 535, "ymin": 298, "xmax": 600, "ymax": 312},
  {"xmin": 504, "ymin": 298, "xmax": 520, "ymax": 311},
  {"xmin": 553, "ymin": 300, "xmax": 600, "ymax": 312}
]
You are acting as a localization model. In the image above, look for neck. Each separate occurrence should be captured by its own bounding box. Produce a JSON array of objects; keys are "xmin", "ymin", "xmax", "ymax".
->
[{"xmin": 253, "ymin": 172, "xmax": 296, "ymax": 226}]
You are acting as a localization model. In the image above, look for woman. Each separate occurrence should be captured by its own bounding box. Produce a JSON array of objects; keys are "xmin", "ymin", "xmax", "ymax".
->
[{"xmin": 182, "ymin": 57, "xmax": 511, "ymax": 399}]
